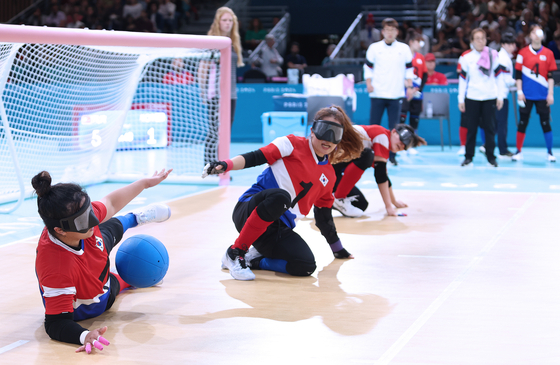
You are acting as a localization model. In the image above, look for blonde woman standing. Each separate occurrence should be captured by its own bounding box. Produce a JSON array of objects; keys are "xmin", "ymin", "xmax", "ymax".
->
[{"xmin": 207, "ymin": 6, "xmax": 244, "ymax": 129}]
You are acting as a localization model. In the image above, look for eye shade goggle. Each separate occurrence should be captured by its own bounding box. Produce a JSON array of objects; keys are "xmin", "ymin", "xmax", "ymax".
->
[
  {"xmin": 42, "ymin": 195, "xmax": 100, "ymax": 233},
  {"xmin": 311, "ymin": 120, "xmax": 344, "ymax": 144}
]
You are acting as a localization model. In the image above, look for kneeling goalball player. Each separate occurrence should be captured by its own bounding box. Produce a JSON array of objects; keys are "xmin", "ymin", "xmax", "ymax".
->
[{"xmin": 332, "ymin": 124, "xmax": 426, "ymax": 217}]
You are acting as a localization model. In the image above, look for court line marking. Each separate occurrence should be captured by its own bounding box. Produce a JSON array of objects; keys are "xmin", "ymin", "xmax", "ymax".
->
[
  {"xmin": 0, "ymin": 340, "xmax": 29, "ymax": 355},
  {"xmin": 398, "ymin": 255, "xmax": 468, "ymax": 259},
  {"xmin": 375, "ymin": 193, "xmax": 539, "ymax": 365}
]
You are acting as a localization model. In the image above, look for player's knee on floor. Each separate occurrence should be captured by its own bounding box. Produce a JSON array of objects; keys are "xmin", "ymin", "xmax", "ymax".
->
[
  {"xmin": 256, "ymin": 189, "xmax": 292, "ymax": 222},
  {"xmin": 286, "ymin": 259, "xmax": 316, "ymax": 276},
  {"xmin": 352, "ymin": 196, "xmax": 368, "ymax": 212},
  {"xmin": 353, "ymin": 148, "xmax": 374, "ymax": 170}
]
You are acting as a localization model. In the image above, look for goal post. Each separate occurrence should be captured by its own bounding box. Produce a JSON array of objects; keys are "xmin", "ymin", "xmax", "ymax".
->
[{"xmin": 0, "ymin": 24, "xmax": 231, "ymax": 213}]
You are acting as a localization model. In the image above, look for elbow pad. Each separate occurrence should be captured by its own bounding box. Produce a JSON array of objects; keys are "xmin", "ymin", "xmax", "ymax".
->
[
  {"xmin": 241, "ymin": 150, "xmax": 267, "ymax": 168},
  {"xmin": 374, "ymin": 161, "xmax": 389, "ymax": 184}
]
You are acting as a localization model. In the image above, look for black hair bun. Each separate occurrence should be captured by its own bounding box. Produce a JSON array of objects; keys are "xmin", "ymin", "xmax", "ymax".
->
[{"xmin": 31, "ymin": 171, "xmax": 52, "ymax": 198}]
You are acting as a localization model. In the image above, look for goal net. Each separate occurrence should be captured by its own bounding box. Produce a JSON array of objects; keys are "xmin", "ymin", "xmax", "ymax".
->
[{"xmin": 0, "ymin": 25, "xmax": 231, "ymax": 212}]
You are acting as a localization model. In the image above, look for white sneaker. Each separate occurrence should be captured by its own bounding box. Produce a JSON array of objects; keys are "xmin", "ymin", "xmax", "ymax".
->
[
  {"xmin": 221, "ymin": 247, "xmax": 255, "ymax": 281},
  {"xmin": 479, "ymin": 145, "xmax": 486, "ymax": 153},
  {"xmin": 407, "ymin": 147, "xmax": 419, "ymax": 155},
  {"xmin": 548, "ymin": 154, "xmax": 556, "ymax": 162},
  {"xmin": 332, "ymin": 196, "xmax": 364, "ymax": 218},
  {"xmin": 133, "ymin": 203, "xmax": 171, "ymax": 226},
  {"xmin": 245, "ymin": 246, "xmax": 263, "ymax": 268},
  {"xmin": 457, "ymin": 145, "xmax": 466, "ymax": 155},
  {"xmin": 512, "ymin": 152, "xmax": 523, "ymax": 161}
]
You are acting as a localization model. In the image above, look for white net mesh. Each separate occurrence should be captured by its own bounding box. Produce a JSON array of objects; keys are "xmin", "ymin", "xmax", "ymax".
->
[{"xmin": 0, "ymin": 42, "xmax": 223, "ymax": 206}]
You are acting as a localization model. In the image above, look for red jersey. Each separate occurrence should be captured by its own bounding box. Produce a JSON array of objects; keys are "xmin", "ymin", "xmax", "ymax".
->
[
  {"xmin": 427, "ymin": 71, "xmax": 448, "ymax": 85},
  {"xmin": 241, "ymin": 135, "xmax": 336, "ymax": 228},
  {"xmin": 515, "ymin": 45, "xmax": 557, "ymax": 100},
  {"xmin": 353, "ymin": 125, "xmax": 391, "ymax": 161},
  {"xmin": 36, "ymin": 202, "xmax": 111, "ymax": 321},
  {"xmin": 411, "ymin": 52, "xmax": 428, "ymax": 88}
]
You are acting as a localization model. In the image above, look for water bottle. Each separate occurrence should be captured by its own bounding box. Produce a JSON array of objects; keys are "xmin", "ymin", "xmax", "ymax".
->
[{"xmin": 426, "ymin": 100, "xmax": 433, "ymax": 118}]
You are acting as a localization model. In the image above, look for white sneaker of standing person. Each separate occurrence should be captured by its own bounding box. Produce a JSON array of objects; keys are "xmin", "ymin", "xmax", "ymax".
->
[
  {"xmin": 512, "ymin": 152, "xmax": 523, "ymax": 161},
  {"xmin": 221, "ymin": 247, "xmax": 255, "ymax": 281},
  {"xmin": 457, "ymin": 145, "xmax": 466, "ymax": 155},
  {"xmin": 407, "ymin": 147, "xmax": 419, "ymax": 155},
  {"xmin": 548, "ymin": 153, "xmax": 556, "ymax": 162},
  {"xmin": 133, "ymin": 203, "xmax": 171, "ymax": 226},
  {"xmin": 479, "ymin": 145, "xmax": 486, "ymax": 153},
  {"xmin": 332, "ymin": 195, "xmax": 364, "ymax": 218}
]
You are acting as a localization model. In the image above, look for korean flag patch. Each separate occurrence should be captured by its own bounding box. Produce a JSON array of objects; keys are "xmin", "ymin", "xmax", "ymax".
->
[
  {"xmin": 319, "ymin": 173, "xmax": 329, "ymax": 187},
  {"xmin": 540, "ymin": 55, "xmax": 547, "ymax": 61},
  {"xmin": 95, "ymin": 236, "xmax": 104, "ymax": 252}
]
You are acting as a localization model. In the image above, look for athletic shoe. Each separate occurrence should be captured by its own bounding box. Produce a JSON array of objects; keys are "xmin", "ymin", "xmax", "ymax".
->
[
  {"xmin": 332, "ymin": 196, "xmax": 364, "ymax": 218},
  {"xmin": 407, "ymin": 147, "xmax": 419, "ymax": 155},
  {"xmin": 461, "ymin": 158, "xmax": 473, "ymax": 166},
  {"xmin": 245, "ymin": 246, "xmax": 263, "ymax": 269},
  {"xmin": 499, "ymin": 151, "xmax": 514, "ymax": 158},
  {"xmin": 479, "ymin": 145, "xmax": 486, "ymax": 153},
  {"xmin": 548, "ymin": 154, "xmax": 556, "ymax": 162},
  {"xmin": 133, "ymin": 203, "xmax": 171, "ymax": 226},
  {"xmin": 512, "ymin": 152, "xmax": 523, "ymax": 161},
  {"xmin": 389, "ymin": 155, "xmax": 398, "ymax": 166},
  {"xmin": 488, "ymin": 159, "xmax": 498, "ymax": 167},
  {"xmin": 457, "ymin": 145, "xmax": 466, "ymax": 155},
  {"xmin": 221, "ymin": 247, "xmax": 255, "ymax": 281}
]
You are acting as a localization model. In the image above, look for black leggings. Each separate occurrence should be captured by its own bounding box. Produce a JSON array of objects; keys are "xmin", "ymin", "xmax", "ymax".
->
[
  {"xmin": 98, "ymin": 218, "xmax": 124, "ymax": 311},
  {"xmin": 232, "ymin": 189, "xmax": 317, "ymax": 276},
  {"xmin": 518, "ymin": 99, "xmax": 551, "ymax": 134}
]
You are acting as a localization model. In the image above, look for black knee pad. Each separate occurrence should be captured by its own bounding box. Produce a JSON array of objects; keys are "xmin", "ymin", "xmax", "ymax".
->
[
  {"xmin": 541, "ymin": 117, "xmax": 552, "ymax": 133},
  {"xmin": 286, "ymin": 259, "xmax": 317, "ymax": 276},
  {"xmin": 353, "ymin": 148, "xmax": 374, "ymax": 170},
  {"xmin": 517, "ymin": 116, "xmax": 529, "ymax": 133},
  {"xmin": 409, "ymin": 116, "xmax": 419, "ymax": 130},
  {"xmin": 256, "ymin": 189, "xmax": 291, "ymax": 222}
]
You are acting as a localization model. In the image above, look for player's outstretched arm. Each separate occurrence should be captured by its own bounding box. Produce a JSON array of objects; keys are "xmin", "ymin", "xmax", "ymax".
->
[
  {"xmin": 76, "ymin": 326, "xmax": 110, "ymax": 354},
  {"xmin": 100, "ymin": 168, "xmax": 172, "ymax": 221},
  {"xmin": 389, "ymin": 186, "xmax": 408, "ymax": 209},
  {"xmin": 202, "ymin": 155, "xmax": 247, "ymax": 178}
]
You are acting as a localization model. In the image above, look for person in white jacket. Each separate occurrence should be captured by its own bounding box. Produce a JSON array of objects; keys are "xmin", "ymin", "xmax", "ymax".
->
[
  {"xmin": 458, "ymin": 28, "xmax": 506, "ymax": 167},
  {"xmin": 363, "ymin": 18, "xmax": 414, "ymax": 166},
  {"xmin": 495, "ymin": 33, "xmax": 517, "ymax": 157}
]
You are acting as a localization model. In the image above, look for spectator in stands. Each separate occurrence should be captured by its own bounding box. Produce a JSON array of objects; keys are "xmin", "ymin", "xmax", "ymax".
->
[
  {"xmin": 136, "ymin": 10, "xmax": 155, "ymax": 32},
  {"xmin": 44, "ymin": 4, "xmax": 67, "ymax": 27},
  {"xmin": 497, "ymin": 16, "xmax": 516, "ymax": 36},
  {"xmin": 27, "ymin": 7, "xmax": 46, "ymax": 26},
  {"xmin": 123, "ymin": 0, "xmax": 143, "ymax": 20},
  {"xmin": 488, "ymin": 0, "xmax": 507, "ymax": 16},
  {"xmin": 207, "ymin": 6, "xmax": 244, "ymax": 128},
  {"xmin": 516, "ymin": 10, "xmax": 535, "ymax": 34},
  {"xmin": 148, "ymin": 1, "xmax": 164, "ymax": 32},
  {"xmin": 180, "ymin": 0, "xmax": 197, "ymax": 24},
  {"xmin": 363, "ymin": 18, "xmax": 414, "ymax": 166},
  {"xmin": 431, "ymin": 30, "xmax": 453, "ymax": 58},
  {"xmin": 253, "ymin": 34, "xmax": 283, "ymax": 78},
  {"xmin": 488, "ymin": 29, "xmax": 502, "ymax": 49},
  {"xmin": 471, "ymin": 0, "xmax": 488, "ymax": 22},
  {"xmin": 286, "ymin": 42, "xmax": 308, "ymax": 78},
  {"xmin": 67, "ymin": 11, "xmax": 86, "ymax": 28},
  {"xmin": 425, "ymin": 53, "xmax": 448, "ymax": 85},
  {"xmin": 547, "ymin": 33, "xmax": 560, "ymax": 59},
  {"xmin": 83, "ymin": 6, "xmax": 99, "ymax": 29},
  {"xmin": 322, "ymin": 44, "xmax": 336, "ymax": 66},
  {"xmin": 359, "ymin": 13, "xmax": 381, "ymax": 53},
  {"xmin": 506, "ymin": 0, "xmax": 524, "ymax": 21},
  {"xmin": 415, "ymin": 25, "xmax": 431, "ymax": 54},
  {"xmin": 537, "ymin": 2, "xmax": 557, "ymax": 43},
  {"xmin": 158, "ymin": 0, "xmax": 177, "ymax": 33},
  {"xmin": 245, "ymin": 18, "xmax": 267, "ymax": 50},
  {"xmin": 440, "ymin": 7, "xmax": 461, "ymax": 37},
  {"xmin": 480, "ymin": 12, "xmax": 499, "ymax": 31},
  {"xmin": 270, "ymin": 16, "xmax": 280, "ymax": 31},
  {"xmin": 449, "ymin": 27, "xmax": 470, "ymax": 57}
]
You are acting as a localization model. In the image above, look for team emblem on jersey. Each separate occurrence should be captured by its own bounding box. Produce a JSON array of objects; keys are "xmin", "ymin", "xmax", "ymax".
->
[
  {"xmin": 540, "ymin": 55, "xmax": 547, "ymax": 61},
  {"xmin": 95, "ymin": 236, "xmax": 104, "ymax": 252},
  {"xmin": 319, "ymin": 173, "xmax": 329, "ymax": 187},
  {"xmin": 417, "ymin": 59, "xmax": 423, "ymax": 64}
]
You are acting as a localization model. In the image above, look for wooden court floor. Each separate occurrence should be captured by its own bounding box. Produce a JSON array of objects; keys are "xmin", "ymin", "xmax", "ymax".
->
[{"xmin": 1, "ymin": 186, "xmax": 559, "ymax": 364}]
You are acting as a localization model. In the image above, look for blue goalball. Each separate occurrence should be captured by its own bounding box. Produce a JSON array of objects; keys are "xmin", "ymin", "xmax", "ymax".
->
[{"xmin": 115, "ymin": 234, "xmax": 169, "ymax": 288}]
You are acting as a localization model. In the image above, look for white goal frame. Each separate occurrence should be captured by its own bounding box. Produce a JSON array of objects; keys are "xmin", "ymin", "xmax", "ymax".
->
[{"xmin": 0, "ymin": 24, "xmax": 231, "ymax": 213}]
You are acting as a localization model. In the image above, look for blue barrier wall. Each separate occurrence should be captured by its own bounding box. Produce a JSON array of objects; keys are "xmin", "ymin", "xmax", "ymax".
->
[{"xmin": 233, "ymin": 83, "xmax": 560, "ymax": 148}]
